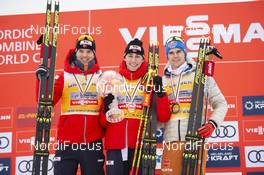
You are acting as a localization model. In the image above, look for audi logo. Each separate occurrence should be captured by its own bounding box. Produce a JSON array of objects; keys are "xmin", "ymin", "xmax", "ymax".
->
[
  {"xmin": 18, "ymin": 159, "xmax": 53, "ymax": 173},
  {"xmin": 248, "ymin": 150, "xmax": 264, "ymax": 163},
  {"xmin": 211, "ymin": 125, "xmax": 236, "ymax": 138},
  {"xmin": 0, "ymin": 136, "xmax": 9, "ymax": 149}
]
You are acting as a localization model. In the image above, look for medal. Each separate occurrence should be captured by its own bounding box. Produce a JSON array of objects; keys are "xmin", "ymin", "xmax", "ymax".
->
[
  {"xmin": 170, "ymin": 72, "xmax": 183, "ymax": 114},
  {"xmin": 73, "ymin": 73, "xmax": 95, "ymax": 106},
  {"xmin": 127, "ymin": 103, "xmax": 136, "ymax": 112},
  {"xmin": 171, "ymin": 103, "xmax": 180, "ymax": 114},
  {"xmin": 124, "ymin": 77, "xmax": 142, "ymax": 113}
]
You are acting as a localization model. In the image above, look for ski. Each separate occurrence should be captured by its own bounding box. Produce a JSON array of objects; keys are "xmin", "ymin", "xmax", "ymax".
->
[
  {"xmin": 130, "ymin": 42, "xmax": 159, "ymax": 175},
  {"xmin": 32, "ymin": 0, "xmax": 59, "ymax": 175},
  {"xmin": 141, "ymin": 44, "xmax": 159, "ymax": 175},
  {"xmin": 181, "ymin": 37, "xmax": 222, "ymax": 175}
]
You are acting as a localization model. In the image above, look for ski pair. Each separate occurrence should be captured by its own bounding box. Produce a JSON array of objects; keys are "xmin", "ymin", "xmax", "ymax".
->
[
  {"xmin": 181, "ymin": 37, "xmax": 222, "ymax": 175},
  {"xmin": 130, "ymin": 43, "xmax": 159, "ymax": 175},
  {"xmin": 32, "ymin": 0, "xmax": 59, "ymax": 175}
]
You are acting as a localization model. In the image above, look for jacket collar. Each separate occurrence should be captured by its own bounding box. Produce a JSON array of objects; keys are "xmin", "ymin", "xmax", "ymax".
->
[
  {"xmin": 64, "ymin": 49, "xmax": 100, "ymax": 75},
  {"xmin": 119, "ymin": 60, "xmax": 147, "ymax": 80}
]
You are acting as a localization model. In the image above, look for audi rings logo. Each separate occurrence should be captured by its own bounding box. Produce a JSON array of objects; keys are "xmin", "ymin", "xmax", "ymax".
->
[
  {"xmin": 245, "ymin": 101, "xmax": 254, "ymax": 111},
  {"xmin": 248, "ymin": 150, "xmax": 264, "ymax": 163},
  {"xmin": 0, "ymin": 137, "xmax": 9, "ymax": 149},
  {"xmin": 18, "ymin": 158, "xmax": 53, "ymax": 173},
  {"xmin": 211, "ymin": 125, "xmax": 236, "ymax": 138}
]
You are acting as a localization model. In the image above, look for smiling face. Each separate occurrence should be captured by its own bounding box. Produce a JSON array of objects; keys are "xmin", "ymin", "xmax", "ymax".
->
[
  {"xmin": 76, "ymin": 48, "xmax": 95, "ymax": 65},
  {"xmin": 167, "ymin": 48, "xmax": 186, "ymax": 69},
  {"xmin": 124, "ymin": 53, "xmax": 144, "ymax": 72}
]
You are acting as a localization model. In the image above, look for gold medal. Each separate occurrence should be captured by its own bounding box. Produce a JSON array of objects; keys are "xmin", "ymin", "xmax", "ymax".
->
[{"xmin": 171, "ymin": 103, "xmax": 180, "ymax": 114}]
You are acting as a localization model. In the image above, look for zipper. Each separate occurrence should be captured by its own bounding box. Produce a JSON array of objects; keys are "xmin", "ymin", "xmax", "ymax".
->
[
  {"xmin": 83, "ymin": 74, "xmax": 87, "ymax": 143},
  {"xmin": 84, "ymin": 116, "xmax": 87, "ymax": 143},
  {"xmin": 125, "ymin": 119, "xmax": 128, "ymax": 148},
  {"xmin": 178, "ymin": 120, "xmax": 181, "ymax": 141}
]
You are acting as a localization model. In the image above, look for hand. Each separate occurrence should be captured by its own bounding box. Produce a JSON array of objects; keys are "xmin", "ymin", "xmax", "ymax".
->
[
  {"xmin": 153, "ymin": 76, "xmax": 164, "ymax": 97},
  {"xmin": 197, "ymin": 121, "xmax": 216, "ymax": 138},
  {"xmin": 36, "ymin": 64, "xmax": 49, "ymax": 79},
  {"xmin": 103, "ymin": 93, "xmax": 114, "ymax": 114}
]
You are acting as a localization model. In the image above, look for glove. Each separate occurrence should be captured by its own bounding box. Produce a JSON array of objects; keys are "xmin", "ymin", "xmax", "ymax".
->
[
  {"xmin": 153, "ymin": 76, "xmax": 164, "ymax": 97},
  {"xmin": 103, "ymin": 93, "xmax": 115, "ymax": 114},
  {"xmin": 36, "ymin": 64, "xmax": 49, "ymax": 79},
  {"xmin": 197, "ymin": 120, "xmax": 217, "ymax": 138}
]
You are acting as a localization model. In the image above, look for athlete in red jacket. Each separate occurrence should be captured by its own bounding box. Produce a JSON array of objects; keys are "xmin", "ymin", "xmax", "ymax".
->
[
  {"xmin": 36, "ymin": 34, "xmax": 105, "ymax": 175},
  {"xmin": 100, "ymin": 38, "xmax": 171, "ymax": 175}
]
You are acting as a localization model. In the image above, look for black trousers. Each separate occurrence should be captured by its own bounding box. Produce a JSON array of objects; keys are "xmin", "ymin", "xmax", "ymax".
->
[
  {"xmin": 53, "ymin": 140, "xmax": 105, "ymax": 175},
  {"xmin": 106, "ymin": 148, "xmax": 142, "ymax": 175}
]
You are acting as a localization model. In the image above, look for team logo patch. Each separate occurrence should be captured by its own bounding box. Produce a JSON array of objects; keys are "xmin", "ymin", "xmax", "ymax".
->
[
  {"xmin": 168, "ymin": 41, "xmax": 178, "ymax": 49},
  {"xmin": 129, "ymin": 45, "xmax": 141, "ymax": 51}
]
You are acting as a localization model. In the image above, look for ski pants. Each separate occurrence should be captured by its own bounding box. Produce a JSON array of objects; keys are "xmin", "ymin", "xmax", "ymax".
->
[
  {"xmin": 161, "ymin": 141, "xmax": 207, "ymax": 175},
  {"xmin": 106, "ymin": 148, "xmax": 142, "ymax": 175},
  {"xmin": 53, "ymin": 140, "xmax": 105, "ymax": 175}
]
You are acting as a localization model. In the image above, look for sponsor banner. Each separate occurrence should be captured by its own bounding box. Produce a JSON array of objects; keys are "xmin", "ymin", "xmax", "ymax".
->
[
  {"xmin": 206, "ymin": 147, "xmax": 240, "ymax": 168},
  {"xmin": 15, "ymin": 155, "xmax": 54, "ymax": 175},
  {"xmin": 208, "ymin": 121, "xmax": 239, "ymax": 143},
  {"xmin": 0, "ymin": 107, "xmax": 13, "ymax": 128},
  {"xmin": 0, "ymin": 132, "xmax": 12, "ymax": 153},
  {"xmin": 16, "ymin": 107, "xmax": 59, "ymax": 128},
  {"xmin": 242, "ymin": 96, "xmax": 264, "ymax": 116},
  {"xmin": 243, "ymin": 120, "xmax": 264, "ymax": 142},
  {"xmin": 245, "ymin": 146, "xmax": 264, "ymax": 168},
  {"xmin": 225, "ymin": 96, "xmax": 238, "ymax": 117},
  {"xmin": 0, "ymin": 158, "xmax": 11, "ymax": 175},
  {"xmin": 16, "ymin": 130, "xmax": 57, "ymax": 153},
  {"xmin": 0, "ymin": 1, "xmax": 263, "ymax": 73},
  {"xmin": 207, "ymin": 96, "xmax": 238, "ymax": 118}
]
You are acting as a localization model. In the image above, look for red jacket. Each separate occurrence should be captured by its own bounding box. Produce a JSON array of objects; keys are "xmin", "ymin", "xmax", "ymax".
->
[
  {"xmin": 36, "ymin": 49, "xmax": 104, "ymax": 144},
  {"xmin": 100, "ymin": 60, "xmax": 171, "ymax": 150}
]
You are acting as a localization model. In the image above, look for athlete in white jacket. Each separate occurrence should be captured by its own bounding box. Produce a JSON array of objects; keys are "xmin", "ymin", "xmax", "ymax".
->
[{"xmin": 160, "ymin": 36, "xmax": 228, "ymax": 175}]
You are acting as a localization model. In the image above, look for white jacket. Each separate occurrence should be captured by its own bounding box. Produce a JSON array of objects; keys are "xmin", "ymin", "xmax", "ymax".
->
[{"xmin": 161, "ymin": 61, "xmax": 228, "ymax": 142}]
